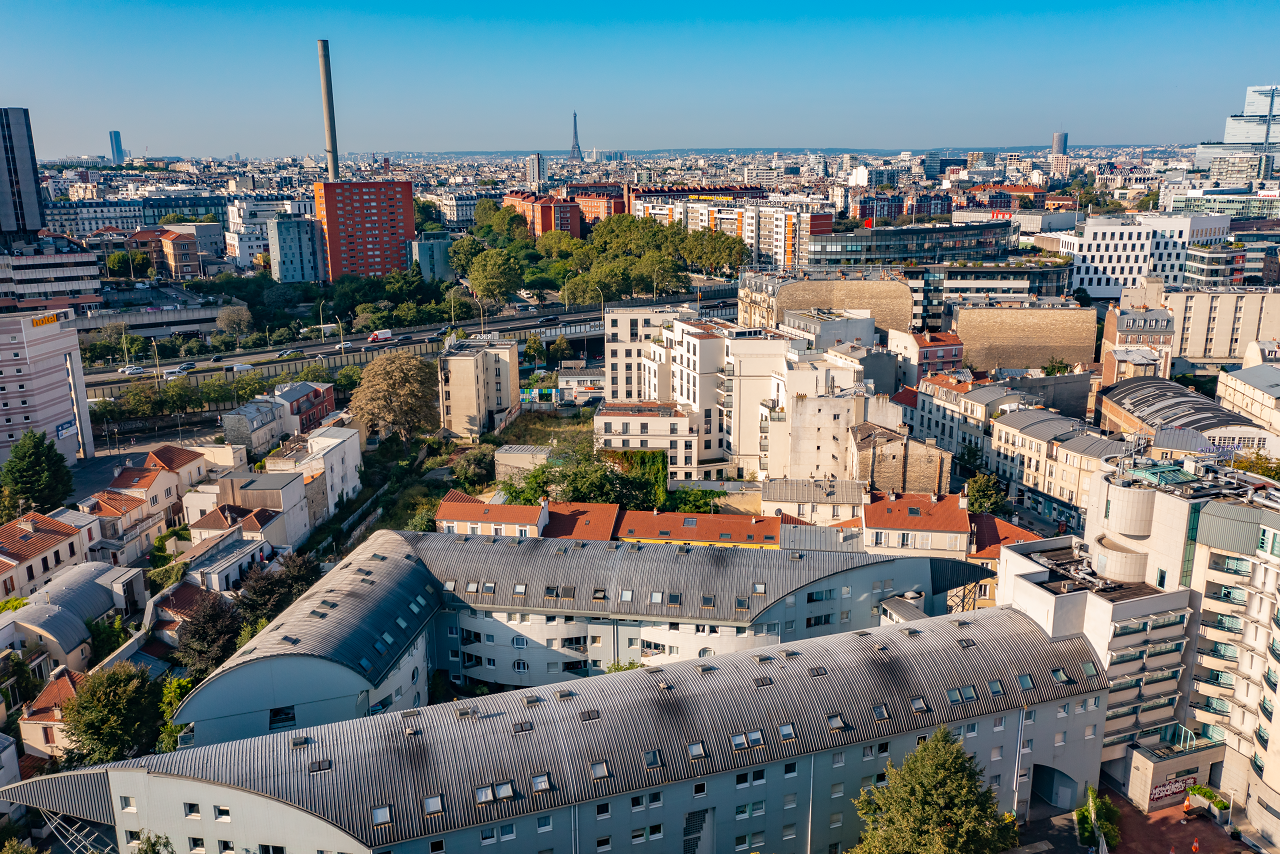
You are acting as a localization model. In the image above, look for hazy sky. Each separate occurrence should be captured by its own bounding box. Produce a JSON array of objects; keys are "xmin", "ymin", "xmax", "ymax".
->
[{"xmin": 6, "ymin": 0, "xmax": 1276, "ymax": 159}]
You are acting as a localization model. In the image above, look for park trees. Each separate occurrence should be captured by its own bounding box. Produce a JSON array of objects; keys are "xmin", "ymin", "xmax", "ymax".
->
[
  {"xmin": 468, "ymin": 250, "xmax": 523, "ymax": 310},
  {"xmin": 59, "ymin": 661, "xmax": 162, "ymax": 766},
  {"xmin": 349, "ymin": 351, "xmax": 438, "ymax": 444},
  {"xmin": 216, "ymin": 305, "xmax": 255, "ymax": 345}
]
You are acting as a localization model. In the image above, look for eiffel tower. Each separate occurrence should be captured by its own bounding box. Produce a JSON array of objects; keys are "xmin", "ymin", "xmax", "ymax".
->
[{"xmin": 568, "ymin": 111, "xmax": 583, "ymax": 162}]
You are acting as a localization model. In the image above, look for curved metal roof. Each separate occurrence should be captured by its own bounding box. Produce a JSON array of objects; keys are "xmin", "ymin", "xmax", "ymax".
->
[
  {"xmin": 0, "ymin": 561, "xmax": 118, "ymax": 653},
  {"xmin": 1, "ymin": 607, "xmax": 1104, "ymax": 848},
  {"xmin": 1102, "ymin": 376, "xmax": 1256, "ymax": 432}
]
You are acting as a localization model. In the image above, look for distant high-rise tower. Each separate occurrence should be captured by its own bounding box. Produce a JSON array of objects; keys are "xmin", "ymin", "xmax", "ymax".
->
[
  {"xmin": 568, "ymin": 112, "xmax": 583, "ymax": 162},
  {"xmin": 526, "ymin": 153, "xmax": 547, "ymax": 184},
  {"xmin": 0, "ymin": 108, "xmax": 43, "ymax": 249},
  {"xmin": 1052, "ymin": 132, "xmax": 1068, "ymax": 156},
  {"xmin": 109, "ymin": 130, "xmax": 125, "ymax": 166}
]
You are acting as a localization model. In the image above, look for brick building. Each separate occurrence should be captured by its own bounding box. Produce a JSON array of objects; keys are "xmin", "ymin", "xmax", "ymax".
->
[
  {"xmin": 574, "ymin": 193, "xmax": 626, "ymax": 225},
  {"xmin": 159, "ymin": 230, "xmax": 199, "ymax": 280},
  {"xmin": 313, "ymin": 181, "xmax": 415, "ymax": 281},
  {"xmin": 501, "ymin": 192, "xmax": 581, "ymax": 238}
]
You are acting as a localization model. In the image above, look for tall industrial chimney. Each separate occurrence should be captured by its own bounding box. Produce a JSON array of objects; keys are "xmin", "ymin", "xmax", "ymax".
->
[{"xmin": 317, "ymin": 39, "xmax": 339, "ymax": 182}]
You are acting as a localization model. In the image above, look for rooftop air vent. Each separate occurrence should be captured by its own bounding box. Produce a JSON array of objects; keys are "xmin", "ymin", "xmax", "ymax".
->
[
  {"xmin": 644, "ymin": 666, "xmax": 664, "ymax": 673},
  {"xmin": 899, "ymin": 627, "xmax": 919, "ymax": 636},
  {"xmin": 556, "ymin": 690, "xmax": 574, "ymax": 701},
  {"xmin": 698, "ymin": 664, "xmax": 716, "ymax": 673},
  {"xmin": 455, "ymin": 535, "xmax": 467, "ymax": 543},
  {"xmin": 524, "ymin": 695, "xmax": 541, "ymax": 707}
]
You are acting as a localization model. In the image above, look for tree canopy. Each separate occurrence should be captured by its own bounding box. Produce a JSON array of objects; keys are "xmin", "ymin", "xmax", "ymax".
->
[
  {"xmin": 965, "ymin": 473, "xmax": 1011, "ymax": 518},
  {"xmin": 60, "ymin": 661, "xmax": 162, "ymax": 766},
  {"xmin": 854, "ymin": 727, "xmax": 1018, "ymax": 854},
  {"xmin": 497, "ymin": 436, "xmax": 666, "ymax": 510},
  {"xmin": 349, "ymin": 351, "xmax": 438, "ymax": 444},
  {"xmin": 175, "ymin": 590, "xmax": 243, "ymax": 680},
  {"xmin": 1, "ymin": 430, "xmax": 74, "ymax": 512}
]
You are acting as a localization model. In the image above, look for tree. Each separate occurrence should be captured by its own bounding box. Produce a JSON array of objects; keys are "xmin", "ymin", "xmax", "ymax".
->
[
  {"xmin": 216, "ymin": 305, "xmax": 255, "ymax": 345},
  {"xmin": 1072, "ymin": 286, "xmax": 1093, "ymax": 307},
  {"xmin": 277, "ymin": 551, "xmax": 321, "ymax": 602},
  {"xmin": 0, "ymin": 430, "xmax": 74, "ymax": 512},
  {"xmin": 1041, "ymin": 356, "xmax": 1070, "ymax": 376},
  {"xmin": 155, "ymin": 675, "xmax": 195, "ymax": 753},
  {"xmin": 293, "ymin": 363, "xmax": 333, "ymax": 384},
  {"xmin": 448, "ymin": 235, "xmax": 485, "ymax": 277},
  {"xmin": 468, "ymin": 249, "xmax": 522, "ymax": 309},
  {"xmin": 159, "ymin": 213, "xmax": 192, "ymax": 225},
  {"xmin": 605, "ymin": 660, "xmax": 642, "ymax": 673},
  {"xmin": 2, "ymin": 840, "xmax": 40, "ymax": 854},
  {"xmin": 86, "ymin": 614, "xmax": 132, "ymax": 664},
  {"xmin": 59, "ymin": 661, "xmax": 162, "ymax": 766},
  {"xmin": 473, "ymin": 199, "xmax": 500, "ymax": 230},
  {"xmin": 414, "ymin": 199, "xmax": 441, "ymax": 232},
  {"xmin": 454, "ymin": 445, "xmax": 496, "ymax": 489},
  {"xmin": 334, "ymin": 364, "xmax": 362, "ymax": 396},
  {"xmin": 236, "ymin": 617, "xmax": 267, "ymax": 649},
  {"xmin": 231, "ymin": 370, "xmax": 268, "ymax": 401},
  {"xmin": 162, "ymin": 378, "xmax": 203, "ymax": 415},
  {"xmin": 0, "ymin": 488, "xmax": 25, "ymax": 525},
  {"xmin": 349, "ymin": 351, "xmax": 438, "ymax": 444},
  {"xmin": 135, "ymin": 832, "xmax": 176, "ymax": 854},
  {"xmin": 1017, "ymin": 195, "xmax": 1035, "ymax": 210},
  {"xmin": 106, "ymin": 250, "xmax": 150, "ymax": 279},
  {"xmin": 549, "ymin": 335, "xmax": 573, "ymax": 366},
  {"xmin": 235, "ymin": 567, "xmax": 288, "ymax": 626},
  {"xmin": 854, "ymin": 727, "xmax": 1017, "ymax": 854},
  {"xmin": 965, "ymin": 473, "xmax": 1011, "ymax": 518},
  {"xmin": 1232, "ymin": 450, "xmax": 1280, "ymax": 480},
  {"xmin": 175, "ymin": 590, "xmax": 243, "ymax": 681},
  {"xmin": 524, "ymin": 336, "xmax": 545, "ymax": 370},
  {"xmin": 663, "ymin": 488, "xmax": 725, "ymax": 514},
  {"xmin": 199, "ymin": 376, "xmax": 234, "ymax": 406},
  {"xmin": 264, "ymin": 283, "xmax": 297, "ymax": 312}
]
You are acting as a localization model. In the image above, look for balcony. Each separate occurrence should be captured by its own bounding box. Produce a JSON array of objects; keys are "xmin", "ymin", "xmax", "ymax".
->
[
  {"xmin": 1201, "ymin": 618, "xmax": 1244, "ymax": 642},
  {"xmin": 1207, "ymin": 560, "xmax": 1252, "ymax": 586},
  {"xmin": 1198, "ymin": 644, "xmax": 1240, "ymax": 667},
  {"xmin": 1256, "ymin": 754, "xmax": 1268, "ymax": 776},
  {"xmin": 1193, "ymin": 674, "xmax": 1235, "ymax": 699},
  {"xmin": 1189, "ymin": 700, "xmax": 1232, "ymax": 723},
  {"xmin": 1258, "ymin": 725, "xmax": 1271, "ymax": 751},
  {"xmin": 1267, "ymin": 670, "xmax": 1279, "ymax": 692},
  {"xmin": 1204, "ymin": 591, "xmax": 1247, "ymax": 617},
  {"xmin": 1264, "ymin": 698, "xmax": 1275, "ymax": 722}
]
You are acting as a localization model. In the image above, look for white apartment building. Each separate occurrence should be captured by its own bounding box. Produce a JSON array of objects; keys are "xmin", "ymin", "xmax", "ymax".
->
[
  {"xmin": 262, "ymin": 425, "xmax": 362, "ymax": 519},
  {"xmin": 900, "ymin": 376, "xmax": 1041, "ymax": 458},
  {"xmin": 1218, "ymin": 364, "xmax": 1280, "ymax": 435},
  {"xmin": 631, "ymin": 199, "xmax": 833, "ymax": 267},
  {"xmin": 224, "ymin": 199, "xmax": 313, "ymax": 269},
  {"xmin": 0, "ymin": 310, "xmax": 94, "ymax": 465},
  {"xmin": 438, "ymin": 335, "xmax": 519, "ymax": 440},
  {"xmin": 1048, "ymin": 212, "xmax": 1231, "ymax": 300},
  {"xmin": 606, "ymin": 306, "xmax": 694, "ymax": 401}
]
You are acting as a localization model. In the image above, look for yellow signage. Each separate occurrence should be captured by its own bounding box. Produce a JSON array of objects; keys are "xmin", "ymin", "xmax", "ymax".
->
[
  {"xmin": 690, "ymin": 195, "xmax": 735, "ymax": 202},
  {"xmin": 30, "ymin": 313, "xmax": 58, "ymax": 328}
]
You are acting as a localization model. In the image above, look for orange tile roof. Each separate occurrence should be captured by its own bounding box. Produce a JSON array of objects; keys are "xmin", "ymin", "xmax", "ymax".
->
[
  {"xmin": 862, "ymin": 491, "xmax": 970, "ymax": 533},
  {"xmin": 890, "ymin": 388, "xmax": 918, "ymax": 408},
  {"xmin": 441, "ymin": 489, "xmax": 482, "ymax": 505},
  {"xmin": 108, "ymin": 468, "xmax": 160, "ymax": 490},
  {"xmin": 616, "ymin": 510, "xmax": 781, "ymax": 545},
  {"xmin": 146, "ymin": 445, "xmax": 204, "ymax": 471},
  {"xmin": 543, "ymin": 502, "xmax": 622, "ymax": 540},
  {"xmin": 84, "ymin": 490, "xmax": 146, "ymax": 517},
  {"xmin": 190, "ymin": 504, "xmax": 278, "ymax": 532},
  {"xmin": 969, "ymin": 513, "xmax": 1040, "ymax": 561},
  {"xmin": 0, "ymin": 513, "xmax": 80, "ymax": 564},
  {"xmin": 24, "ymin": 668, "xmax": 86, "ymax": 722},
  {"xmin": 435, "ymin": 500, "xmax": 544, "ymax": 526},
  {"xmin": 161, "ymin": 582, "xmax": 209, "ymax": 621},
  {"xmin": 778, "ymin": 512, "xmax": 810, "ymax": 526}
]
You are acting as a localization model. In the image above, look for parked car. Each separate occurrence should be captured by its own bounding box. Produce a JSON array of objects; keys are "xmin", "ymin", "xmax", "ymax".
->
[
  {"xmin": 335, "ymin": 342, "xmax": 354, "ymax": 350},
  {"xmin": 177, "ymin": 362, "xmax": 197, "ymax": 371},
  {"xmin": 209, "ymin": 355, "xmax": 224, "ymax": 363}
]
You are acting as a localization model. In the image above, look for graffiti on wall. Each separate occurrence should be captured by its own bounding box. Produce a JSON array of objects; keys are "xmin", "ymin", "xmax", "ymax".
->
[{"xmin": 1150, "ymin": 776, "xmax": 1196, "ymax": 802}]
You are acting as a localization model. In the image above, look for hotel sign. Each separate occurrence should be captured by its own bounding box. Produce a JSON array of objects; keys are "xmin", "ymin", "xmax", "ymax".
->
[
  {"xmin": 56, "ymin": 419, "xmax": 76, "ymax": 439},
  {"xmin": 31, "ymin": 313, "xmax": 59, "ymax": 328}
]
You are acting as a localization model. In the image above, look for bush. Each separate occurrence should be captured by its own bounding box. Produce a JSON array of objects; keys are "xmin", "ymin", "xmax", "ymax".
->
[{"xmin": 1075, "ymin": 807, "xmax": 1096, "ymax": 846}]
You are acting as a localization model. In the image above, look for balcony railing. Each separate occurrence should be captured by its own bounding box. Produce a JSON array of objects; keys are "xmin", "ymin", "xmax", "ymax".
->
[
  {"xmin": 1264, "ymin": 698, "xmax": 1275, "ymax": 722},
  {"xmin": 1267, "ymin": 670, "xmax": 1279, "ymax": 692},
  {"xmin": 1206, "ymin": 591, "xmax": 1247, "ymax": 606},
  {"xmin": 1196, "ymin": 673, "xmax": 1234, "ymax": 690},
  {"xmin": 1189, "ymin": 700, "xmax": 1231, "ymax": 717},
  {"xmin": 1200, "ymin": 642, "xmax": 1239, "ymax": 662},
  {"xmin": 1259, "ymin": 725, "xmax": 1271, "ymax": 750},
  {"xmin": 1209, "ymin": 560, "xmax": 1252, "ymax": 577},
  {"xmin": 1255, "ymin": 753, "xmax": 1266, "ymax": 776},
  {"xmin": 1270, "ymin": 641, "xmax": 1280, "ymax": 664},
  {"xmin": 1204, "ymin": 617, "xmax": 1244, "ymax": 635}
]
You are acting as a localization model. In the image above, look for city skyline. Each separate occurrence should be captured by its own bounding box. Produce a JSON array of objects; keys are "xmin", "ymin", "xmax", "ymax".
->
[{"xmin": 4, "ymin": 0, "xmax": 1276, "ymax": 159}]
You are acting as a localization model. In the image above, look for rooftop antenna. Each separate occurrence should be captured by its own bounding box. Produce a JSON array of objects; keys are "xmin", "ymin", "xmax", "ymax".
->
[{"xmin": 317, "ymin": 39, "xmax": 340, "ymax": 182}]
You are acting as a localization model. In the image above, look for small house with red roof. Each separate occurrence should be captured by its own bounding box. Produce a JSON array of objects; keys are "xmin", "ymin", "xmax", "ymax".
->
[
  {"xmin": 143, "ymin": 445, "xmax": 208, "ymax": 494},
  {"xmin": 434, "ymin": 495, "xmax": 550, "ymax": 537},
  {"xmin": 858, "ymin": 491, "xmax": 972, "ymax": 561},
  {"xmin": 18, "ymin": 666, "xmax": 84, "ymax": 760},
  {"xmin": 77, "ymin": 489, "xmax": 165, "ymax": 567},
  {"xmin": 189, "ymin": 504, "xmax": 286, "ymax": 548},
  {"xmin": 0, "ymin": 513, "xmax": 98, "ymax": 599},
  {"xmin": 108, "ymin": 464, "xmax": 183, "ymax": 525}
]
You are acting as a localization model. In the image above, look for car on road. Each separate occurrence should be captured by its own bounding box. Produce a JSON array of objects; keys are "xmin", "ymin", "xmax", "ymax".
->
[
  {"xmin": 209, "ymin": 355, "xmax": 224, "ymax": 363},
  {"xmin": 123, "ymin": 366, "xmax": 150, "ymax": 376},
  {"xmin": 335, "ymin": 342, "xmax": 354, "ymax": 350},
  {"xmin": 426, "ymin": 333, "xmax": 442, "ymax": 343},
  {"xmin": 397, "ymin": 334, "xmax": 414, "ymax": 342},
  {"xmin": 117, "ymin": 365, "xmax": 135, "ymax": 373},
  {"xmin": 163, "ymin": 368, "xmax": 188, "ymax": 379},
  {"xmin": 178, "ymin": 362, "xmax": 197, "ymax": 371},
  {"xmin": 539, "ymin": 315, "xmax": 561, "ymax": 325},
  {"xmin": 231, "ymin": 363, "xmax": 254, "ymax": 372},
  {"xmin": 361, "ymin": 345, "xmax": 382, "ymax": 352},
  {"xmin": 276, "ymin": 349, "xmax": 303, "ymax": 358}
]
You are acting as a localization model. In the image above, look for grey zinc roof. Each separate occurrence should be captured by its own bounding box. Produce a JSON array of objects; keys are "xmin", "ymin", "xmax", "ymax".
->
[
  {"xmin": 220, "ymin": 471, "xmax": 302, "ymax": 491},
  {"xmin": 1102, "ymin": 377, "xmax": 1256, "ymax": 433},
  {"xmin": 1151, "ymin": 426, "xmax": 1214, "ymax": 453},
  {"xmin": 1057, "ymin": 434, "xmax": 1128, "ymax": 460},
  {"xmin": 495, "ymin": 445, "xmax": 553, "ymax": 456},
  {"xmin": 1196, "ymin": 501, "xmax": 1280, "ymax": 555},
  {"xmin": 1225, "ymin": 364, "xmax": 1280, "ymax": 397},
  {"xmin": 273, "ymin": 381, "xmax": 330, "ymax": 403},
  {"xmin": 962, "ymin": 384, "xmax": 1023, "ymax": 405},
  {"xmin": 993, "ymin": 409, "xmax": 1079, "ymax": 439},
  {"xmin": 0, "ymin": 561, "xmax": 118, "ymax": 653},
  {"xmin": 0, "ymin": 607, "xmax": 1104, "ymax": 848},
  {"xmin": 762, "ymin": 479, "xmax": 864, "ymax": 504}
]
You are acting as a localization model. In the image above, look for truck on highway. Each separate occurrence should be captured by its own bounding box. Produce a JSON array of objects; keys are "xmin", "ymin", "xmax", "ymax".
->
[{"xmin": 367, "ymin": 329, "xmax": 394, "ymax": 343}]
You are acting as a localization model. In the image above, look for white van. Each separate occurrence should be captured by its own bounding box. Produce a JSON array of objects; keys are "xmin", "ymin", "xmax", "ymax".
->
[
  {"xmin": 231, "ymin": 363, "xmax": 255, "ymax": 372},
  {"xmin": 163, "ymin": 368, "xmax": 188, "ymax": 379}
]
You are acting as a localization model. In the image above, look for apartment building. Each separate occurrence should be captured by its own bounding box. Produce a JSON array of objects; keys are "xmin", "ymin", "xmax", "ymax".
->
[
  {"xmin": 806, "ymin": 220, "xmax": 1017, "ymax": 267},
  {"xmin": 593, "ymin": 401, "xmax": 710, "ymax": 480},
  {"xmin": 859, "ymin": 491, "xmax": 971, "ymax": 561},
  {"xmin": 183, "ymin": 471, "xmax": 311, "ymax": 548},
  {"xmin": 502, "ymin": 192, "xmax": 581, "ymax": 239},
  {"xmin": 1217, "ymin": 364, "xmax": 1280, "ymax": 435},
  {"xmin": 4, "ymin": 605, "xmax": 1105, "ymax": 854},
  {"xmin": 141, "ymin": 444, "xmax": 208, "ymax": 495},
  {"xmin": 632, "ymin": 199, "xmax": 833, "ymax": 267},
  {"xmin": 886, "ymin": 330, "xmax": 964, "ymax": 387},
  {"xmin": 435, "ymin": 494, "xmax": 550, "ymax": 538},
  {"xmin": 0, "ymin": 250, "xmax": 102, "ymax": 316},
  {"xmin": 267, "ymin": 215, "xmax": 323, "ymax": 284},
  {"xmin": 902, "ymin": 376, "xmax": 1041, "ymax": 458},
  {"xmin": 1185, "ymin": 243, "xmax": 1248, "ymax": 288},
  {"xmin": 575, "ymin": 193, "xmax": 626, "ymax": 224},
  {"xmin": 77, "ymin": 490, "xmax": 163, "ymax": 567},
  {"xmin": 0, "ymin": 310, "xmax": 93, "ymax": 465},
  {"xmin": 158, "ymin": 230, "xmax": 198, "ymax": 280},
  {"xmin": 438, "ymin": 336, "xmax": 519, "ymax": 440},
  {"xmin": 605, "ymin": 306, "xmax": 694, "ymax": 401},
  {"xmin": 262, "ymin": 425, "xmax": 362, "ymax": 520},
  {"xmin": 988, "ymin": 408, "xmax": 1127, "ymax": 532},
  {"xmin": 313, "ymin": 181, "xmax": 415, "ymax": 280},
  {"xmin": 265, "ymin": 381, "xmax": 335, "ymax": 435},
  {"xmin": 1101, "ymin": 306, "xmax": 1175, "ymax": 379},
  {"xmin": 221, "ymin": 399, "xmax": 286, "ymax": 455},
  {"xmin": 1100, "ymin": 376, "xmax": 1277, "ymax": 453},
  {"xmin": 1047, "ymin": 212, "xmax": 1231, "ymax": 300},
  {"xmin": 106, "ymin": 464, "xmax": 184, "ymax": 525},
  {"xmin": 615, "ymin": 511, "xmax": 781, "ymax": 549},
  {"xmin": 420, "ymin": 190, "xmax": 504, "ymax": 228},
  {"xmin": 761, "ymin": 479, "xmax": 865, "ymax": 524}
]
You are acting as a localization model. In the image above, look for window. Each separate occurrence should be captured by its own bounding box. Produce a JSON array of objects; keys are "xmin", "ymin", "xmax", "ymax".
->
[
  {"xmin": 591, "ymin": 761, "xmax": 610, "ymax": 780},
  {"xmin": 189, "ymin": 839, "xmax": 205, "ymax": 853},
  {"xmin": 1051, "ymin": 668, "xmax": 1071, "ymax": 684},
  {"xmin": 688, "ymin": 741, "xmax": 706, "ymax": 759},
  {"xmin": 752, "ymin": 769, "xmax": 765, "ymax": 785},
  {"xmin": 873, "ymin": 704, "xmax": 889, "ymax": 721},
  {"xmin": 779, "ymin": 723, "xmax": 795, "ymax": 740},
  {"xmin": 783, "ymin": 824, "xmax": 797, "ymax": 839},
  {"xmin": 1058, "ymin": 703, "xmax": 1069, "ymax": 717},
  {"xmin": 424, "ymin": 795, "xmax": 443, "ymax": 814},
  {"xmin": 597, "ymin": 803, "xmax": 611, "ymax": 818},
  {"xmin": 214, "ymin": 806, "xmax": 229, "ymax": 821},
  {"xmin": 643, "ymin": 750, "xmax": 662, "ymax": 769},
  {"xmin": 476, "ymin": 786, "xmax": 495, "ymax": 805},
  {"xmin": 830, "ymin": 812, "xmax": 843, "ymax": 828},
  {"xmin": 832, "ymin": 750, "xmax": 845, "ymax": 766},
  {"xmin": 1022, "ymin": 739, "xmax": 1033, "ymax": 753},
  {"xmin": 1055, "ymin": 732, "xmax": 1066, "ymax": 746},
  {"xmin": 1085, "ymin": 724, "xmax": 1097, "ymax": 739},
  {"xmin": 1024, "ymin": 710, "xmax": 1036, "ymax": 723},
  {"xmin": 372, "ymin": 805, "xmax": 393, "ymax": 826},
  {"xmin": 500, "ymin": 825, "xmax": 515, "ymax": 841},
  {"xmin": 597, "ymin": 838, "xmax": 612, "ymax": 853},
  {"xmin": 994, "ymin": 716, "xmax": 1006, "ymax": 731},
  {"xmin": 538, "ymin": 816, "xmax": 552, "ymax": 832},
  {"xmin": 693, "ymin": 783, "xmax": 706, "ymax": 797},
  {"xmin": 832, "ymin": 782, "xmax": 845, "ymax": 798},
  {"xmin": 185, "ymin": 803, "xmax": 200, "ymax": 818},
  {"xmin": 989, "ymin": 774, "xmax": 1001, "ymax": 790},
  {"xmin": 988, "ymin": 680, "xmax": 1004, "ymax": 696},
  {"xmin": 121, "ymin": 796, "xmax": 136, "ymax": 812},
  {"xmin": 269, "ymin": 706, "xmax": 296, "ymax": 730},
  {"xmin": 991, "ymin": 746, "xmax": 1003, "ymax": 761},
  {"xmin": 785, "ymin": 761, "xmax": 797, "ymax": 776},
  {"xmin": 828, "ymin": 713, "xmax": 847, "ymax": 730},
  {"xmin": 1017, "ymin": 674, "xmax": 1034, "ymax": 690}
]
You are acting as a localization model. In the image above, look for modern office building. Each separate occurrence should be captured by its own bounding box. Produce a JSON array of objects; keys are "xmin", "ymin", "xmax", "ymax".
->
[
  {"xmin": 1052, "ymin": 132, "xmax": 1068, "ymax": 156},
  {"xmin": 0, "ymin": 108, "xmax": 43, "ymax": 250},
  {"xmin": 409, "ymin": 231, "xmax": 454, "ymax": 281},
  {"xmin": 313, "ymin": 181, "xmax": 415, "ymax": 280},
  {"xmin": 0, "ymin": 602, "xmax": 1105, "ymax": 854},
  {"xmin": 1099, "ymin": 376, "xmax": 1277, "ymax": 453},
  {"xmin": 526, "ymin": 153, "xmax": 546, "ymax": 185},
  {"xmin": 805, "ymin": 220, "xmax": 1017, "ymax": 267},
  {"xmin": 108, "ymin": 131, "xmax": 125, "ymax": 166},
  {"xmin": 1209, "ymin": 155, "xmax": 1273, "ymax": 183},
  {"xmin": 267, "ymin": 215, "xmax": 322, "ymax": 283}
]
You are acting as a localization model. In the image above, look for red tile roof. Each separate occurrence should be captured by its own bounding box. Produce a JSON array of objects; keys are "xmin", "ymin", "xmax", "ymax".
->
[
  {"xmin": 862, "ymin": 492, "xmax": 971, "ymax": 533},
  {"xmin": 969, "ymin": 513, "xmax": 1040, "ymax": 561},
  {"xmin": 616, "ymin": 511, "xmax": 781, "ymax": 545},
  {"xmin": 543, "ymin": 502, "xmax": 622, "ymax": 540},
  {"xmin": 146, "ymin": 445, "xmax": 204, "ymax": 471},
  {"xmin": 434, "ymin": 500, "xmax": 544, "ymax": 526},
  {"xmin": 23, "ymin": 668, "xmax": 86, "ymax": 722},
  {"xmin": 108, "ymin": 468, "xmax": 160, "ymax": 490},
  {"xmin": 441, "ymin": 489, "xmax": 481, "ymax": 505},
  {"xmin": 84, "ymin": 490, "xmax": 146, "ymax": 517},
  {"xmin": 160, "ymin": 582, "xmax": 209, "ymax": 620},
  {"xmin": 190, "ymin": 504, "xmax": 278, "ymax": 533},
  {"xmin": 890, "ymin": 388, "xmax": 918, "ymax": 408},
  {"xmin": 778, "ymin": 512, "xmax": 810, "ymax": 526},
  {"xmin": 0, "ymin": 513, "xmax": 80, "ymax": 564}
]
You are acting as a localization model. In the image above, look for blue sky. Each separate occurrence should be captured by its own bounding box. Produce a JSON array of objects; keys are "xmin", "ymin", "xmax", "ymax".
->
[{"xmin": 6, "ymin": 0, "xmax": 1276, "ymax": 158}]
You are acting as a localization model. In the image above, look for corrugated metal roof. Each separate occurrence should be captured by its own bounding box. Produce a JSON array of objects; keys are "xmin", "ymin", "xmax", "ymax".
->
[
  {"xmin": 495, "ymin": 445, "xmax": 553, "ymax": 456},
  {"xmin": 0, "ymin": 561, "xmax": 119, "ymax": 653},
  {"xmin": 1, "ymin": 607, "xmax": 1104, "ymax": 847},
  {"xmin": 762, "ymin": 480, "xmax": 864, "ymax": 504},
  {"xmin": 1102, "ymin": 377, "xmax": 1256, "ymax": 432},
  {"xmin": 962, "ymin": 384, "xmax": 1025, "ymax": 405},
  {"xmin": 777, "ymin": 524, "xmax": 862, "ymax": 553},
  {"xmin": 1196, "ymin": 501, "xmax": 1280, "ymax": 554},
  {"xmin": 1151, "ymin": 427, "xmax": 1215, "ymax": 453},
  {"xmin": 1057, "ymin": 434, "xmax": 1128, "ymax": 460}
]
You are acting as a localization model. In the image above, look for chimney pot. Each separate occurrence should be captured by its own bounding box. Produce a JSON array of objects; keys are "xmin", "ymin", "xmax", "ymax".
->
[{"xmin": 18, "ymin": 519, "xmax": 35, "ymax": 532}]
